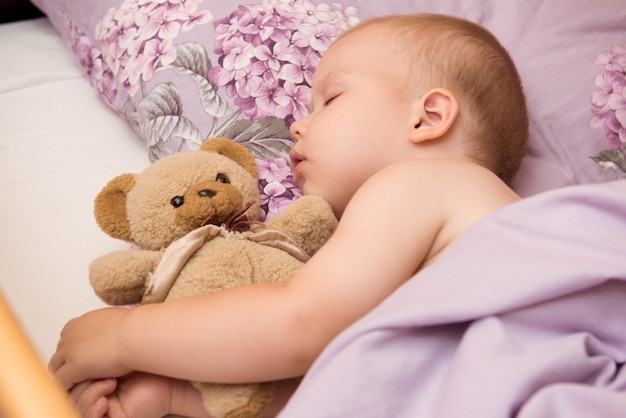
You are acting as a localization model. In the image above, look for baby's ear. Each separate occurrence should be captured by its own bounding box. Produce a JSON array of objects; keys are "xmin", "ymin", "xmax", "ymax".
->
[{"xmin": 409, "ymin": 88, "xmax": 459, "ymax": 144}]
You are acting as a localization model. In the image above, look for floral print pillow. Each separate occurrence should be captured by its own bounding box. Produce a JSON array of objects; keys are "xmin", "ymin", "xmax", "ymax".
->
[
  {"xmin": 30, "ymin": 0, "xmax": 626, "ymax": 206},
  {"xmin": 60, "ymin": 0, "xmax": 359, "ymax": 220},
  {"xmin": 591, "ymin": 45, "xmax": 626, "ymax": 179}
]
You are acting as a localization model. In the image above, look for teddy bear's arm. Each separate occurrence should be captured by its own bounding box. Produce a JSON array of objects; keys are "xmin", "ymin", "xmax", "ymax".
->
[
  {"xmin": 89, "ymin": 250, "xmax": 162, "ymax": 306},
  {"xmin": 266, "ymin": 195, "xmax": 338, "ymax": 257}
]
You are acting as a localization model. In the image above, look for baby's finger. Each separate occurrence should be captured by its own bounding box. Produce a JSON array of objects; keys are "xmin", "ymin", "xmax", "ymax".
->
[
  {"xmin": 106, "ymin": 396, "xmax": 130, "ymax": 418},
  {"xmin": 69, "ymin": 380, "xmax": 92, "ymax": 405},
  {"xmin": 52, "ymin": 365, "xmax": 75, "ymax": 391},
  {"xmin": 70, "ymin": 380, "xmax": 115, "ymax": 406},
  {"xmin": 71, "ymin": 379, "xmax": 117, "ymax": 417},
  {"xmin": 47, "ymin": 350, "xmax": 63, "ymax": 374},
  {"xmin": 49, "ymin": 320, "xmax": 73, "ymax": 373},
  {"xmin": 83, "ymin": 396, "xmax": 109, "ymax": 418}
]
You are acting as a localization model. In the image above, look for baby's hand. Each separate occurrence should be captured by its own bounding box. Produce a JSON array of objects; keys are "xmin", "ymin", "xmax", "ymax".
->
[
  {"xmin": 70, "ymin": 374, "xmax": 177, "ymax": 418},
  {"xmin": 49, "ymin": 307, "xmax": 132, "ymax": 390},
  {"xmin": 69, "ymin": 379, "xmax": 116, "ymax": 418}
]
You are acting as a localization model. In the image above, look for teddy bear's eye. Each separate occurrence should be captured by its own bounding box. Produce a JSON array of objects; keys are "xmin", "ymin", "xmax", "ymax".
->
[
  {"xmin": 216, "ymin": 173, "xmax": 230, "ymax": 184},
  {"xmin": 171, "ymin": 196, "xmax": 185, "ymax": 208}
]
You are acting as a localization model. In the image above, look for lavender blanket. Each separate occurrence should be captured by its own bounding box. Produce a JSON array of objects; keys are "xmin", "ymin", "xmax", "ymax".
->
[{"xmin": 280, "ymin": 180, "xmax": 626, "ymax": 417}]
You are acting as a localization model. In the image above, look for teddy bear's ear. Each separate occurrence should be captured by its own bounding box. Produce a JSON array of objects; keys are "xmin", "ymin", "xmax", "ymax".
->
[
  {"xmin": 201, "ymin": 138, "xmax": 258, "ymax": 179},
  {"xmin": 93, "ymin": 173, "xmax": 136, "ymax": 242}
]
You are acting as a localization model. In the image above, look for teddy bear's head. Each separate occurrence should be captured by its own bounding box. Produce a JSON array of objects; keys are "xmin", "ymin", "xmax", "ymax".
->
[
  {"xmin": 93, "ymin": 138, "xmax": 260, "ymax": 250},
  {"xmin": 90, "ymin": 138, "xmax": 338, "ymax": 418}
]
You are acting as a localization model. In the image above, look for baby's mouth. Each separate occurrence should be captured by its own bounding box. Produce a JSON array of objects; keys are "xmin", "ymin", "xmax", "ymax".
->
[
  {"xmin": 289, "ymin": 149, "xmax": 304, "ymax": 170},
  {"xmin": 289, "ymin": 149, "xmax": 305, "ymax": 184}
]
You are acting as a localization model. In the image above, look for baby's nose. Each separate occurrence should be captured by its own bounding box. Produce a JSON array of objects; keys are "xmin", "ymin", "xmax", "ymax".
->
[{"xmin": 289, "ymin": 118, "xmax": 306, "ymax": 142}]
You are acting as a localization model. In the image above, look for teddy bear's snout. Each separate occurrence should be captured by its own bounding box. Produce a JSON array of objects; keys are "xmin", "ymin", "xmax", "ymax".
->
[
  {"xmin": 173, "ymin": 180, "xmax": 245, "ymax": 233},
  {"xmin": 171, "ymin": 189, "xmax": 217, "ymax": 208}
]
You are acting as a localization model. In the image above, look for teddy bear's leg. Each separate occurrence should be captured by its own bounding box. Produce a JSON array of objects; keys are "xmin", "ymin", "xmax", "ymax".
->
[{"xmin": 193, "ymin": 381, "xmax": 275, "ymax": 418}]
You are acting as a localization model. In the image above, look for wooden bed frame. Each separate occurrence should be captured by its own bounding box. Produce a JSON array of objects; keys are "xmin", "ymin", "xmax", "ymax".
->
[{"xmin": 0, "ymin": 292, "xmax": 78, "ymax": 418}]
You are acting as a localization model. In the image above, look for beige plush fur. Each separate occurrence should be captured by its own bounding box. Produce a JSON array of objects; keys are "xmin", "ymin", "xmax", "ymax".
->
[{"xmin": 89, "ymin": 138, "xmax": 337, "ymax": 418}]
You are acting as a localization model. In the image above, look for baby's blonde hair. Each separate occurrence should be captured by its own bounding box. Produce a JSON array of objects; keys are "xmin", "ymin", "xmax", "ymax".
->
[{"xmin": 340, "ymin": 14, "xmax": 528, "ymax": 183}]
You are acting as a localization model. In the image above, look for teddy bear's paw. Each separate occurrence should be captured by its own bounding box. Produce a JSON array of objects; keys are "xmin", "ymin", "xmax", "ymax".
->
[
  {"xmin": 266, "ymin": 195, "xmax": 338, "ymax": 257},
  {"xmin": 89, "ymin": 250, "xmax": 162, "ymax": 305}
]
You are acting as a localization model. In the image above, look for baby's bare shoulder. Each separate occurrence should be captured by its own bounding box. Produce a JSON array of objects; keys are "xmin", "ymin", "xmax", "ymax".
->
[
  {"xmin": 381, "ymin": 159, "xmax": 517, "ymax": 198},
  {"xmin": 410, "ymin": 159, "xmax": 519, "ymax": 210},
  {"xmin": 386, "ymin": 159, "xmax": 519, "ymax": 267},
  {"xmin": 354, "ymin": 159, "xmax": 518, "ymax": 219}
]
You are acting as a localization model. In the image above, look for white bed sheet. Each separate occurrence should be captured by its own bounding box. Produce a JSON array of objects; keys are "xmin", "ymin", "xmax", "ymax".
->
[{"xmin": 0, "ymin": 18, "xmax": 149, "ymax": 363}]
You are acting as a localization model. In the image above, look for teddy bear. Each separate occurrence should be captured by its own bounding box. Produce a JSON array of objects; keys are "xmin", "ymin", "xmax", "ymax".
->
[{"xmin": 88, "ymin": 137, "xmax": 338, "ymax": 418}]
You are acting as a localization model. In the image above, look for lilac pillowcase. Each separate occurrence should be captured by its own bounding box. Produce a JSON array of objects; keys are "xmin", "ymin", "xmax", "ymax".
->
[{"xmin": 30, "ymin": 0, "xmax": 626, "ymax": 208}]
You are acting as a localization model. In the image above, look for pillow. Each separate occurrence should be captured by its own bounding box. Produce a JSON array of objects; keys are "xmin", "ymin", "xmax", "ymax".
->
[
  {"xmin": 30, "ymin": 0, "xmax": 360, "ymax": 220},
  {"xmin": 31, "ymin": 0, "xmax": 626, "ymax": 208}
]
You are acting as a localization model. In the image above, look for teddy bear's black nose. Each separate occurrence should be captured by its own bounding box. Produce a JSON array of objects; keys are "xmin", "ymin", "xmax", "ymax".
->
[{"xmin": 198, "ymin": 189, "xmax": 217, "ymax": 198}]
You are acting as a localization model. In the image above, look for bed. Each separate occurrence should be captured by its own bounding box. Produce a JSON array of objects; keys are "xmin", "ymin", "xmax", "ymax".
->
[{"xmin": 1, "ymin": 0, "xmax": 625, "ymax": 417}]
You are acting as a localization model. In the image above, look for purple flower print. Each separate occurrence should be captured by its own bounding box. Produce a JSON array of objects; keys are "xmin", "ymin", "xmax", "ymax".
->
[
  {"xmin": 140, "ymin": 6, "xmax": 183, "ymax": 40},
  {"xmin": 137, "ymin": 38, "xmax": 177, "ymax": 81},
  {"xmin": 292, "ymin": 21, "xmax": 336, "ymax": 51},
  {"xmin": 256, "ymin": 157, "xmax": 302, "ymax": 221},
  {"xmin": 88, "ymin": 0, "xmax": 215, "ymax": 158},
  {"xmin": 95, "ymin": 0, "xmax": 213, "ymax": 97},
  {"xmin": 591, "ymin": 45, "xmax": 626, "ymax": 177},
  {"xmin": 278, "ymin": 51, "xmax": 317, "ymax": 87},
  {"xmin": 210, "ymin": 0, "xmax": 358, "ymax": 126},
  {"xmin": 591, "ymin": 45, "xmax": 626, "ymax": 149},
  {"xmin": 64, "ymin": 18, "xmax": 117, "ymax": 106},
  {"xmin": 280, "ymin": 81, "xmax": 311, "ymax": 122},
  {"xmin": 258, "ymin": 155, "xmax": 292, "ymax": 181}
]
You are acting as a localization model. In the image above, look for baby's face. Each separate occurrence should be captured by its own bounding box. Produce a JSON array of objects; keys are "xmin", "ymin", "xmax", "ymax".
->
[{"xmin": 289, "ymin": 25, "xmax": 419, "ymax": 217}]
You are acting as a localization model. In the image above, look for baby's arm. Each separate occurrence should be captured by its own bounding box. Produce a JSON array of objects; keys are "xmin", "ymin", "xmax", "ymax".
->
[
  {"xmin": 51, "ymin": 160, "xmax": 511, "ymax": 389},
  {"xmin": 119, "ymin": 162, "xmax": 441, "ymax": 382}
]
